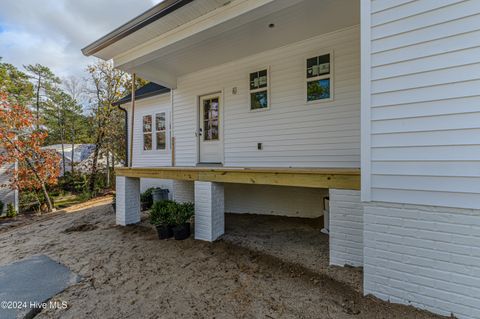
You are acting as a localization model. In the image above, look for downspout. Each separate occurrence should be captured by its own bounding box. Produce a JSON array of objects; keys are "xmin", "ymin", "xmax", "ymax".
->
[
  {"xmin": 170, "ymin": 90, "xmax": 175, "ymax": 167},
  {"xmin": 116, "ymin": 104, "xmax": 129, "ymax": 167},
  {"xmin": 129, "ymin": 73, "xmax": 136, "ymax": 168}
]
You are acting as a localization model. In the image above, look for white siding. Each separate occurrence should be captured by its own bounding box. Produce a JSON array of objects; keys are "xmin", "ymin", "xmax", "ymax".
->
[
  {"xmin": 126, "ymin": 94, "xmax": 173, "ymax": 193},
  {"xmin": 173, "ymin": 26, "xmax": 360, "ymax": 168},
  {"xmin": 363, "ymin": 0, "xmax": 480, "ymax": 209},
  {"xmin": 126, "ymin": 94, "xmax": 172, "ymax": 168},
  {"xmin": 225, "ymin": 184, "xmax": 327, "ymax": 218}
]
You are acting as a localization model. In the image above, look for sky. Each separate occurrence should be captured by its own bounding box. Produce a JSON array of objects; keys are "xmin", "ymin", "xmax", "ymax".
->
[{"xmin": 0, "ymin": 0, "xmax": 163, "ymax": 79}]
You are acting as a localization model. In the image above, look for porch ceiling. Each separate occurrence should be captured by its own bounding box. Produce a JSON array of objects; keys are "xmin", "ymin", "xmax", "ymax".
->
[
  {"xmin": 115, "ymin": 167, "xmax": 361, "ymax": 190},
  {"xmin": 112, "ymin": 0, "xmax": 360, "ymax": 88}
]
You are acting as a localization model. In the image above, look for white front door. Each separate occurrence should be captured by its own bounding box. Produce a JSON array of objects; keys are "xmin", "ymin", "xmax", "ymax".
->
[{"xmin": 199, "ymin": 94, "xmax": 223, "ymax": 163}]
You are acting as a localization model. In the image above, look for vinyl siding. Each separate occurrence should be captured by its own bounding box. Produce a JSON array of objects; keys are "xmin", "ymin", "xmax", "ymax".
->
[
  {"xmin": 365, "ymin": 0, "xmax": 480, "ymax": 209},
  {"xmin": 225, "ymin": 184, "xmax": 328, "ymax": 218},
  {"xmin": 173, "ymin": 26, "xmax": 360, "ymax": 168},
  {"xmin": 126, "ymin": 94, "xmax": 172, "ymax": 168},
  {"xmin": 126, "ymin": 94, "xmax": 173, "ymax": 193}
]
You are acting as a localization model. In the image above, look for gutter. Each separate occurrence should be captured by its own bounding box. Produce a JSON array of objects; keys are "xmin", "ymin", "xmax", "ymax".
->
[
  {"xmin": 112, "ymin": 87, "xmax": 170, "ymax": 106},
  {"xmin": 81, "ymin": 0, "xmax": 194, "ymax": 56}
]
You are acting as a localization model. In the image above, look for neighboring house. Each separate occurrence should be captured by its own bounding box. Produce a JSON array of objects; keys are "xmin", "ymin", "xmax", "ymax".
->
[
  {"xmin": 42, "ymin": 144, "xmax": 96, "ymax": 176},
  {"xmin": 0, "ymin": 162, "xmax": 18, "ymax": 214},
  {"xmin": 82, "ymin": 1, "xmax": 480, "ymax": 318}
]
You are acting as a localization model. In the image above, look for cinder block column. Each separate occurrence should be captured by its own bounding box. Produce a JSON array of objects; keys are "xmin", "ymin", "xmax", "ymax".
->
[
  {"xmin": 329, "ymin": 189, "xmax": 363, "ymax": 267},
  {"xmin": 116, "ymin": 176, "xmax": 141, "ymax": 226},
  {"xmin": 173, "ymin": 180, "xmax": 194, "ymax": 203},
  {"xmin": 194, "ymin": 181, "xmax": 224, "ymax": 241}
]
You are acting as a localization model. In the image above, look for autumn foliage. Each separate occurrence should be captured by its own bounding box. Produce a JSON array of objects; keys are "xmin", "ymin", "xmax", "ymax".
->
[{"xmin": 0, "ymin": 92, "xmax": 60, "ymax": 212}]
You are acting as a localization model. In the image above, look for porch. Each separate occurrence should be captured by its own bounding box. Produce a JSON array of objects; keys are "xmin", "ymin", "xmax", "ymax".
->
[{"xmin": 115, "ymin": 166, "xmax": 362, "ymax": 253}]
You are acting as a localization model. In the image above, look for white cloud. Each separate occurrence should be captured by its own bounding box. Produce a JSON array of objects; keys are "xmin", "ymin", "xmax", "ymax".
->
[{"xmin": 0, "ymin": 0, "xmax": 163, "ymax": 78}]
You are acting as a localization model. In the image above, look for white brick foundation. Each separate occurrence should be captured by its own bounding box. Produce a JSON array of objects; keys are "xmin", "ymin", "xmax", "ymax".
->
[
  {"xmin": 115, "ymin": 176, "xmax": 141, "ymax": 226},
  {"xmin": 194, "ymin": 181, "xmax": 224, "ymax": 242},
  {"xmin": 173, "ymin": 180, "xmax": 194, "ymax": 203},
  {"xmin": 329, "ymin": 189, "xmax": 363, "ymax": 267},
  {"xmin": 364, "ymin": 203, "xmax": 480, "ymax": 319}
]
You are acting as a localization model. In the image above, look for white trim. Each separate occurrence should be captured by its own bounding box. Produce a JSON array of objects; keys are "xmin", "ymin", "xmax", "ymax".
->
[
  {"xmin": 140, "ymin": 109, "xmax": 170, "ymax": 154},
  {"xmin": 248, "ymin": 65, "xmax": 271, "ymax": 112},
  {"xmin": 197, "ymin": 91, "xmax": 225, "ymax": 164},
  {"xmin": 304, "ymin": 50, "xmax": 335, "ymax": 104},
  {"xmin": 141, "ymin": 114, "xmax": 153, "ymax": 152},
  {"xmin": 360, "ymin": 0, "xmax": 371, "ymax": 202},
  {"xmin": 154, "ymin": 111, "xmax": 168, "ymax": 151}
]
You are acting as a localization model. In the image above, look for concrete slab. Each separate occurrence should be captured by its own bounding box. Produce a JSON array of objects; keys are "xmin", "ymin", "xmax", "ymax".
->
[{"xmin": 0, "ymin": 255, "xmax": 80, "ymax": 319}]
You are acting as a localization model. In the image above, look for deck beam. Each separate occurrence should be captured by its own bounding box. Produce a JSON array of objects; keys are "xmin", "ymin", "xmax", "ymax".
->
[{"xmin": 115, "ymin": 167, "xmax": 360, "ymax": 190}]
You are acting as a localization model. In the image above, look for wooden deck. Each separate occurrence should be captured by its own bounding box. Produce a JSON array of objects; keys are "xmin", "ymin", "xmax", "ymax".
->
[{"xmin": 115, "ymin": 167, "xmax": 360, "ymax": 190}]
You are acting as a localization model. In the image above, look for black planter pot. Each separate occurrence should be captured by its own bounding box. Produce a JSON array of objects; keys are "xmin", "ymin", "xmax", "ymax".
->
[
  {"xmin": 156, "ymin": 225, "xmax": 173, "ymax": 239},
  {"xmin": 173, "ymin": 223, "xmax": 191, "ymax": 240}
]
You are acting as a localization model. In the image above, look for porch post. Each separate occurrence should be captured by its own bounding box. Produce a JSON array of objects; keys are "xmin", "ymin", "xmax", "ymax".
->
[
  {"xmin": 116, "ymin": 176, "xmax": 141, "ymax": 226},
  {"xmin": 194, "ymin": 181, "xmax": 224, "ymax": 241}
]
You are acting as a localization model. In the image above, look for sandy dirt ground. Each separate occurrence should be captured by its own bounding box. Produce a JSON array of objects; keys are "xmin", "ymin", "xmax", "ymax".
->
[
  {"xmin": 223, "ymin": 214, "xmax": 363, "ymax": 292},
  {"xmin": 0, "ymin": 200, "xmax": 445, "ymax": 319}
]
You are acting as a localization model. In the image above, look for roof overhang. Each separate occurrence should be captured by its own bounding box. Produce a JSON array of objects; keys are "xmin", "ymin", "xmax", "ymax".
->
[
  {"xmin": 83, "ymin": 0, "xmax": 359, "ymax": 89},
  {"xmin": 81, "ymin": 0, "xmax": 195, "ymax": 57}
]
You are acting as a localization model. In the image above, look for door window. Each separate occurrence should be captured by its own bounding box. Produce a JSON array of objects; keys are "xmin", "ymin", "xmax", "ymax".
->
[{"xmin": 203, "ymin": 98, "xmax": 219, "ymax": 141}]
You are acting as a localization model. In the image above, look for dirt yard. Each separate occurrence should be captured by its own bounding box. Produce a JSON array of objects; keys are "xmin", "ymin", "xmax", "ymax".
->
[
  {"xmin": 223, "ymin": 214, "xmax": 364, "ymax": 292},
  {"xmin": 0, "ymin": 200, "xmax": 445, "ymax": 319}
]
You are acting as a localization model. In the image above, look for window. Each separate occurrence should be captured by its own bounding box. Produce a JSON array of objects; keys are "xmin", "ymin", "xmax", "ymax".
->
[
  {"xmin": 155, "ymin": 112, "xmax": 166, "ymax": 150},
  {"xmin": 203, "ymin": 98, "xmax": 219, "ymax": 141},
  {"xmin": 249, "ymin": 69, "xmax": 269, "ymax": 110},
  {"xmin": 306, "ymin": 53, "xmax": 332, "ymax": 102},
  {"xmin": 142, "ymin": 115, "xmax": 152, "ymax": 150}
]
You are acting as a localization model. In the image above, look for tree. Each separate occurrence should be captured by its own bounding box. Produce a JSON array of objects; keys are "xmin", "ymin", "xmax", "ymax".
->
[
  {"xmin": 85, "ymin": 60, "xmax": 128, "ymax": 194},
  {"xmin": 44, "ymin": 88, "xmax": 77, "ymax": 174},
  {"xmin": 0, "ymin": 92, "xmax": 61, "ymax": 213},
  {"xmin": 0, "ymin": 58, "xmax": 33, "ymax": 104},
  {"xmin": 24, "ymin": 64, "xmax": 60, "ymax": 129},
  {"xmin": 62, "ymin": 76, "xmax": 92, "ymax": 175}
]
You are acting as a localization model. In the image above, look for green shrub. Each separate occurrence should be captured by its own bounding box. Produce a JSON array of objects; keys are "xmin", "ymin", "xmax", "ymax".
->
[
  {"xmin": 0, "ymin": 201, "xmax": 4, "ymax": 215},
  {"xmin": 173, "ymin": 202, "xmax": 194, "ymax": 225},
  {"xmin": 6, "ymin": 203, "xmax": 17, "ymax": 218},
  {"xmin": 140, "ymin": 188, "xmax": 155, "ymax": 209},
  {"xmin": 149, "ymin": 200, "xmax": 176, "ymax": 226}
]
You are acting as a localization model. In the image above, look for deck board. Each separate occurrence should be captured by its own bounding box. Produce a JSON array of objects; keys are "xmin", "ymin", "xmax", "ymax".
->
[{"xmin": 115, "ymin": 167, "xmax": 360, "ymax": 190}]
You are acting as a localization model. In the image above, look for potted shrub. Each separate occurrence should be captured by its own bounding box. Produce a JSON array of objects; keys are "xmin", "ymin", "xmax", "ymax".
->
[
  {"xmin": 150, "ymin": 200, "xmax": 176, "ymax": 239},
  {"xmin": 172, "ymin": 202, "xmax": 194, "ymax": 240}
]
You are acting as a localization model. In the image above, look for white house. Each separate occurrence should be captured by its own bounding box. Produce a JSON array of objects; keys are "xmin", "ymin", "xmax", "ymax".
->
[
  {"xmin": 0, "ymin": 162, "xmax": 18, "ymax": 214},
  {"xmin": 42, "ymin": 144, "xmax": 96, "ymax": 176},
  {"xmin": 82, "ymin": 1, "xmax": 480, "ymax": 318}
]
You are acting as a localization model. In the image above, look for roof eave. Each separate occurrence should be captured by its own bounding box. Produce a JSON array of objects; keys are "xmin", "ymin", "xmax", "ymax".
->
[
  {"xmin": 81, "ymin": 0, "xmax": 195, "ymax": 57},
  {"xmin": 113, "ymin": 88, "xmax": 171, "ymax": 106}
]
